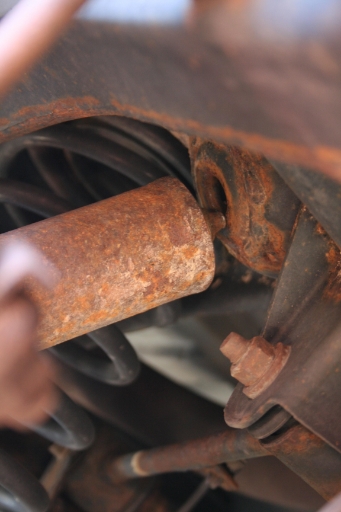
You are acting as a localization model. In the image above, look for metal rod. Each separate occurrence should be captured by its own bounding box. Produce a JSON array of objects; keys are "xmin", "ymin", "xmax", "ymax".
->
[
  {"xmin": 0, "ymin": 177, "xmax": 215, "ymax": 349},
  {"xmin": 176, "ymin": 479, "xmax": 210, "ymax": 512},
  {"xmin": 107, "ymin": 428, "xmax": 268, "ymax": 482},
  {"xmin": 0, "ymin": 0, "xmax": 87, "ymax": 99}
]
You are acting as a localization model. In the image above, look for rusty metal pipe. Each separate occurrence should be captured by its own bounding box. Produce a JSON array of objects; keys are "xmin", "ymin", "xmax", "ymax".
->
[
  {"xmin": 0, "ymin": 177, "xmax": 215, "ymax": 349},
  {"xmin": 106, "ymin": 428, "xmax": 268, "ymax": 482}
]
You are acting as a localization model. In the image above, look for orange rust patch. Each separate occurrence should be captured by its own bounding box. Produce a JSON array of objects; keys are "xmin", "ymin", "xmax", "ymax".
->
[
  {"xmin": 2, "ymin": 95, "xmax": 341, "ymax": 182},
  {"xmin": 0, "ymin": 96, "xmax": 102, "ymax": 143},
  {"xmin": 109, "ymin": 99, "xmax": 341, "ymax": 181},
  {"xmin": 324, "ymin": 239, "xmax": 341, "ymax": 303},
  {"xmin": 0, "ymin": 177, "xmax": 215, "ymax": 349}
]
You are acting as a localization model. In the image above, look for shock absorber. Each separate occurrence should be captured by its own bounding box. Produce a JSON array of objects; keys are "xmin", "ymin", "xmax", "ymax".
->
[
  {"xmin": 0, "ymin": 178, "xmax": 219, "ymax": 512},
  {"xmin": 0, "ymin": 176, "xmax": 218, "ymax": 349},
  {"xmin": 0, "ymin": 119, "xmax": 221, "ymax": 512},
  {"xmin": 0, "ymin": 117, "xmax": 196, "ymax": 385}
]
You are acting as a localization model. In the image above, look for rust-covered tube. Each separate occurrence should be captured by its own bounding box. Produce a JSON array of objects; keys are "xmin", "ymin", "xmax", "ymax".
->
[
  {"xmin": 107, "ymin": 428, "xmax": 268, "ymax": 482},
  {"xmin": 0, "ymin": 177, "xmax": 215, "ymax": 349}
]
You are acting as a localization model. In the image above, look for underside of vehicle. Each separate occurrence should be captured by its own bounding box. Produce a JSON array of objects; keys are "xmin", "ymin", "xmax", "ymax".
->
[{"xmin": 0, "ymin": 1, "xmax": 341, "ymax": 511}]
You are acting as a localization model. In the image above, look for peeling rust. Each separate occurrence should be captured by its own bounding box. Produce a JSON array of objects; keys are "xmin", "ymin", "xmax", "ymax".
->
[
  {"xmin": 0, "ymin": 177, "xmax": 215, "ymax": 349},
  {"xmin": 324, "ymin": 239, "xmax": 341, "ymax": 303}
]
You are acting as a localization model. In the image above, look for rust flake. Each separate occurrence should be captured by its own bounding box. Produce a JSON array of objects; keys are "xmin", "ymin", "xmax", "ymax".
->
[{"xmin": 324, "ymin": 238, "xmax": 341, "ymax": 303}]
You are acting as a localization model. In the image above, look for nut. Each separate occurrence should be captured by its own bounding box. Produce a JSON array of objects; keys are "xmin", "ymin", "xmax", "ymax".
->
[{"xmin": 220, "ymin": 332, "xmax": 291, "ymax": 399}]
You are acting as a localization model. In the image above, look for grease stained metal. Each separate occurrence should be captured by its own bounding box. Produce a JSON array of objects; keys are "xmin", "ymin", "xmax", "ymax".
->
[{"xmin": 0, "ymin": 177, "xmax": 215, "ymax": 349}]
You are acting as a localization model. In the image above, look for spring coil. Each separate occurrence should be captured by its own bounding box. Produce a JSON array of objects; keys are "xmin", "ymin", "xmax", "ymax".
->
[
  {"xmin": 0, "ymin": 116, "xmax": 192, "ymax": 511},
  {"xmin": 0, "ymin": 116, "xmax": 191, "ymax": 384}
]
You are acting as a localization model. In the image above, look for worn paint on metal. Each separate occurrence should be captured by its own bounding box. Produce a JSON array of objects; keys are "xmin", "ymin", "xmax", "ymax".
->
[{"xmin": 0, "ymin": 177, "xmax": 215, "ymax": 349}]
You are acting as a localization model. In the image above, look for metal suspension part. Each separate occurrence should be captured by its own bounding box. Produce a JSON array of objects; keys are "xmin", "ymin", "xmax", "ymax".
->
[
  {"xmin": 0, "ymin": 177, "xmax": 216, "ymax": 349},
  {"xmin": 0, "ymin": 117, "xmax": 217, "ymax": 511},
  {"xmin": 0, "ymin": 116, "xmax": 193, "ymax": 382}
]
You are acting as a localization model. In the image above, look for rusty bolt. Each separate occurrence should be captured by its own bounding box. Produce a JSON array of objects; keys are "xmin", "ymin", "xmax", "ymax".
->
[{"xmin": 220, "ymin": 332, "xmax": 291, "ymax": 399}]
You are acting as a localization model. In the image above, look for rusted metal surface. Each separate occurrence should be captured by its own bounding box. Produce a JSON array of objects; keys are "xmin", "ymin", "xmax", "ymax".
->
[
  {"xmin": 1, "ymin": 3, "xmax": 341, "ymax": 179},
  {"xmin": 263, "ymin": 424, "xmax": 341, "ymax": 501},
  {"xmin": 224, "ymin": 208, "xmax": 341, "ymax": 453},
  {"xmin": 59, "ymin": 364, "xmax": 324, "ymax": 510},
  {"xmin": 191, "ymin": 139, "xmax": 300, "ymax": 275},
  {"xmin": 220, "ymin": 333, "xmax": 290, "ymax": 399},
  {"xmin": 272, "ymin": 162, "xmax": 341, "ymax": 253},
  {"xmin": 0, "ymin": 177, "xmax": 215, "ymax": 349},
  {"xmin": 0, "ymin": 0, "xmax": 86, "ymax": 99},
  {"xmin": 107, "ymin": 429, "xmax": 268, "ymax": 483},
  {"xmin": 67, "ymin": 426, "xmax": 171, "ymax": 512}
]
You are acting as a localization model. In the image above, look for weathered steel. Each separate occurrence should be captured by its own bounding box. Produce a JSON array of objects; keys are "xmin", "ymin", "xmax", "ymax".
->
[
  {"xmin": 59, "ymin": 365, "xmax": 325, "ymax": 510},
  {"xmin": 263, "ymin": 424, "xmax": 341, "ymax": 501},
  {"xmin": 271, "ymin": 162, "xmax": 341, "ymax": 252},
  {"xmin": 2, "ymin": 0, "xmax": 341, "ymax": 179},
  {"xmin": 105, "ymin": 422, "xmax": 341, "ymax": 502},
  {"xmin": 66, "ymin": 426, "xmax": 171, "ymax": 512},
  {"xmin": 224, "ymin": 207, "xmax": 341, "ymax": 453},
  {"xmin": 220, "ymin": 333, "xmax": 291, "ymax": 399},
  {"xmin": 0, "ymin": 177, "xmax": 215, "ymax": 349},
  {"xmin": 191, "ymin": 139, "xmax": 300, "ymax": 275},
  {"xmin": 107, "ymin": 429, "xmax": 268, "ymax": 482}
]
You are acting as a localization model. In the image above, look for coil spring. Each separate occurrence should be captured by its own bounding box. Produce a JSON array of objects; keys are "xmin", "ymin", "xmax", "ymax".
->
[{"xmin": 0, "ymin": 116, "xmax": 192, "ymax": 511}]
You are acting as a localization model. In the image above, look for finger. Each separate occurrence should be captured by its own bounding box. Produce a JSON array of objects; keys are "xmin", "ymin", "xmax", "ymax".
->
[
  {"xmin": 4, "ymin": 356, "xmax": 58, "ymax": 421},
  {"xmin": 0, "ymin": 298, "xmax": 37, "ymax": 365}
]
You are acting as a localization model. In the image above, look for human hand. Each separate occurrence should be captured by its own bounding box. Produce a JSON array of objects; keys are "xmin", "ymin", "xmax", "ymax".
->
[{"xmin": 0, "ymin": 242, "xmax": 58, "ymax": 429}]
